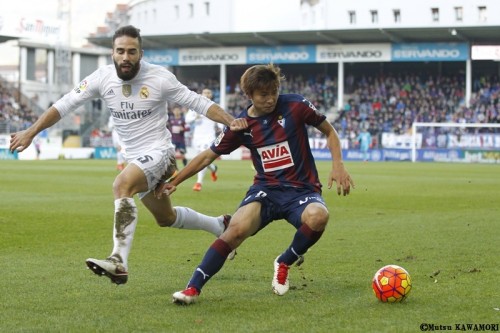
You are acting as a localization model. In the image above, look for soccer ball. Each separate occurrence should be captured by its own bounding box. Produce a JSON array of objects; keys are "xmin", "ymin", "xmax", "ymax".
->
[{"xmin": 372, "ymin": 264, "xmax": 412, "ymax": 303}]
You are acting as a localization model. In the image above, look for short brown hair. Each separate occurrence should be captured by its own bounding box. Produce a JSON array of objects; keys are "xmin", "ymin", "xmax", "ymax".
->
[{"xmin": 240, "ymin": 64, "xmax": 284, "ymax": 97}]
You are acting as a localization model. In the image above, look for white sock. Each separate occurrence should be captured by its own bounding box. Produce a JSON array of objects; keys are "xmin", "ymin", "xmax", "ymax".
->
[
  {"xmin": 110, "ymin": 198, "xmax": 138, "ymax": 269},
  {"xmin": 196, "ymin": 167, "xmax": 207, "ymax": 184},
  {"xmin": 172, "ymin": 206, "xmax": 224, "ymax": 236}
]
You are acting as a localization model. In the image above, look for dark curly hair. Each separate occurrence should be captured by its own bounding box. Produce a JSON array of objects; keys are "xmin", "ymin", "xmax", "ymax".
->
[{"xmin": 112, "ymin": 25, "xmax": 142, "ymax": 49}]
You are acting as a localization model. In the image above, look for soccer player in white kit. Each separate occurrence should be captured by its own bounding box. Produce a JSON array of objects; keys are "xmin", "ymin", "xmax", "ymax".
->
[
  {"xmin": 185, "ymin": 89, "xmax": 222, "ymax": 191},
  {"xmin": 107, "ymin": 115, "xmax": 126, "ymax": 170},
  {"xmin": 9, "ymin": 25, "xmax": 247, "ymax": 284}
]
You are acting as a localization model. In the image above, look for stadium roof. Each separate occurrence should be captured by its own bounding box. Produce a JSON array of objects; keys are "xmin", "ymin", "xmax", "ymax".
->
[
  {"xmin": 88, "ymin": 26, "xmax": 500, "ymax": 49},
  {"xmin": 0, "ymin": 35, "xmax": 20, "ymax": 44}
]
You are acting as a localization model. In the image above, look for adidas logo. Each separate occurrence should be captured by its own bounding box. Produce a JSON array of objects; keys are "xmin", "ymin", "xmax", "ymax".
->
[{"xmin": 106, "ymin": 89, "xmax": 115, "ymax": 96}]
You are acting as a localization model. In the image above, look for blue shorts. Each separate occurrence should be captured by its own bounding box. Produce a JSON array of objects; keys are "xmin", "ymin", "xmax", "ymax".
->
[
  {"xmin": 239, "ymin": 185, "xmax": 326, "ymax": 233},
  {"xmin": 173, "ymin": 140, "xmax": 186, "ymax": 153}
]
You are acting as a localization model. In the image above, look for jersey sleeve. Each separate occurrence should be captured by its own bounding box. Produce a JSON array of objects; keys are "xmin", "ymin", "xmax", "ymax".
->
[
  {"xmin": 53, "ymin": 70, "xmax": 102, "ymax": 118},
  {"xmin": 211, "ymin": 127, "xmax": 242, "ymax": 155},
  {"xmin": 160, "ymin": 69, "xmax": 214, "ymax": 116},
  {"xmin": 300, "ymin": 97, "xmax": 327, "ymax": 127}
]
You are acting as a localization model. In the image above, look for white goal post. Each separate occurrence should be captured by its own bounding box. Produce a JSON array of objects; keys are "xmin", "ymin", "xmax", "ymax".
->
[{"xmin": 411, "ymin": 122, "xmax": 500, "ymax": 162}]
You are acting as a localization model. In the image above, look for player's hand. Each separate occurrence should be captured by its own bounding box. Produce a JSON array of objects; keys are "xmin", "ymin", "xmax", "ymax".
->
[
  {"xmin": 9, "ymin": 131, "xmax": 34, "ymax": 153},
  {"xmin": 154, "ymin": 182, "xmax": 177, "ymax": 199},
  {"xmin": 229, "ymin": 118, "xmax": 248, "ymax": 132},
  {"xmin": 328, "ymin": 163, "xmax": 355, "ymax": 196}
]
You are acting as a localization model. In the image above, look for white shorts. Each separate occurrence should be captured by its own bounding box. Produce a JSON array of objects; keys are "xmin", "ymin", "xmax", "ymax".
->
[{"xmin": 130, "ymin": 147, "xmax": 177, "ymax": 199}]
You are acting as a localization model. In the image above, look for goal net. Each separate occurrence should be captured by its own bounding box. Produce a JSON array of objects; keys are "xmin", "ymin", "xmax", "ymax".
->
[{"xmin": 411, "ymin": 122, "xmax": 500, "ymax": 163}]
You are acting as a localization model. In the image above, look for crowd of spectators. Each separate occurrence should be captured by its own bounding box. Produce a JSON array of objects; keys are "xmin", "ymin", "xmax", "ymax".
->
[
  {"xmin": 0, "ymin": 81, "xmax": 39, "ymax": 134},
  {"xmin": 223, "ymin": 73, "xmax": 337, "ymax": 117},
  {"xmin": 335, "ymin": 72, "xmax": 500, "ymax": 148},
  {"xmin": 2, "ymin": 70, "xmax": 499, "ymax": 150},
  {"xmin": 192, "ymin": 71, "xmax": 499, "ymax": 149}
]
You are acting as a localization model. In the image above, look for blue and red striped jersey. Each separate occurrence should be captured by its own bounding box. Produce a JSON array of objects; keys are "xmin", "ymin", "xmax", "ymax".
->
[
  {"xmin": 212, "ymin": 94, "xmax": 327, "ymax": 193},
  {"xmin": 168, "ymin": 116, "xmax": 187, "ymax": 145}
]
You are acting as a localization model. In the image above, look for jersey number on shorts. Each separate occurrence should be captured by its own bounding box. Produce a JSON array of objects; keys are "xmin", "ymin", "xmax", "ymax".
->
[{"xmin": 137, "ymin": 155, "xmax": 153, "ymax": 164}]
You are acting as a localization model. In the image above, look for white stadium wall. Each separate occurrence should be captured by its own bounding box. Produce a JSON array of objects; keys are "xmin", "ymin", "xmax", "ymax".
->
[
  {"xmin": 2, "ymin": 0, "xmax": 500, "ymax": 163},
  {"xmin": 126, "ymin": 0, "xmax": 500, "ymax": 35}
]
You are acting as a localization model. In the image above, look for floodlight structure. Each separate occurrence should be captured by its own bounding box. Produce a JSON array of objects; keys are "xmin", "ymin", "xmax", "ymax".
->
[{"xmin": 55, "ymin": 0, "xmax": 72, "ymax": 95}]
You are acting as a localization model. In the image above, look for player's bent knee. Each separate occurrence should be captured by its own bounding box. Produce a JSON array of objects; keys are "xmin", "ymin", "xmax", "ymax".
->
[
  {"xmin": 156, "ymin": 218, "xmax": 175, "ymax": 227},
  {"xmin": 112, "ymin": 176, "xmax": 135, "ymax": 198},
  {"xmin": 303, "ymin": 205, "xmax": 329, "ymax": 229},
  {"xmin": 222, "ymin": 225, "xmax": 249, "ymax": 245},
  {"xmin": 154, "ymin": 211, "xmax": 176, "ymax": 227},
  {"xmin": 307, "ymin": 204, "xmax": 329, "ymax": 217}
]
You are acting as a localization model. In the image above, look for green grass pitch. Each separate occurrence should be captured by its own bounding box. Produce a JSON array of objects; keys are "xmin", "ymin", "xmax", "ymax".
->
[{"xmin": 0, "ymin": 159, "xmax": 498, "ymax": 332}]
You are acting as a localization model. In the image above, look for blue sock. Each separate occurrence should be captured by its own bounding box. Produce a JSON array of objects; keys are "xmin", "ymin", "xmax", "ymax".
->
[
  {"xmin": 279, "ymin": 224, "xmax": 324, "ymax": 265},
  {"xmin": 188, "ymin": 238, "xmax": 232, "ymax": 293}
]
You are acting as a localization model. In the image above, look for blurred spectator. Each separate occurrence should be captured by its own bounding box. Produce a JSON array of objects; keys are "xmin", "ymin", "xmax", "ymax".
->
[
  {"xmin": 0, "ymin": 82, "xmax": 39, "ymax": 134},
  {"xmin": 2, "ymin": 70, "xmax": 499, "ymax": 149}
]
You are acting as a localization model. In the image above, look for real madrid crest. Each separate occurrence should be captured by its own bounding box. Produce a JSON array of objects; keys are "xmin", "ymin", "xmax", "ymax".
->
[
  {"xmin": 140, "ymin": 86, "xmax": 149, "ymax": 99},
  {"xmin": 122, "ymin": 84, "xmax": 132, "ymax": 97}
]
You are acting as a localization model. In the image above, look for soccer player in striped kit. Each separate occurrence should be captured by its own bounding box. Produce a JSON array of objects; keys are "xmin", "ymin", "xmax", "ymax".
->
[
  {"xmin": 157, "ymin": 64, "xmax": 354, "ymax": 304},
  {"xmin": 168, "ymin": 105, "xmax": 189, "ymax": 167}
]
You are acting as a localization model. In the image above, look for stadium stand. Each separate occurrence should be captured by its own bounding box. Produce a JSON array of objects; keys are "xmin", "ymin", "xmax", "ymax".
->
[
  {"xmin": 2, "ymin": 69, "xmax": 499, "ymax": 150},
  {"xmin": 0, "ymin": 78, "xmax": 40, "ymax": 134},
  {"xmin": 177, "ymin": 70, "xmax": 499, "ymax": 150}
]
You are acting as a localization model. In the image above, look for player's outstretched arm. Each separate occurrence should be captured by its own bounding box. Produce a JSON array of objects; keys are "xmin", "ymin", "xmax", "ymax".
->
[
  {"xmin": 155, "ymin": 148, "xmax": 220, "ymax": 199},
  {"xmin": 10, "ymin": 106, "xmax": 62, "ymax": 153},
  {"xmin": 205, "ymin": 104, "xmax": 248, "ymax": 131},
  {"xmin": 317, "ymin": 120, "xmax": 355, "ymax": 196},
  {"xmin": 228, "ymin": 118, "xmax": 248, "ymax": 132}
]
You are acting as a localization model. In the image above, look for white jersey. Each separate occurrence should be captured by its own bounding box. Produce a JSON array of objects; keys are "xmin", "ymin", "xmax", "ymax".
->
[
  {"xmin": 54, "ymin": 61, "xmax": 214, "ymax": 160},
  {"xmin": 107, "ymin": 116, "xmax": 122, "ymax": 149},
  {"xmin": 185, "ymin": 109, "xmax": 222, "ymax": 148}
]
